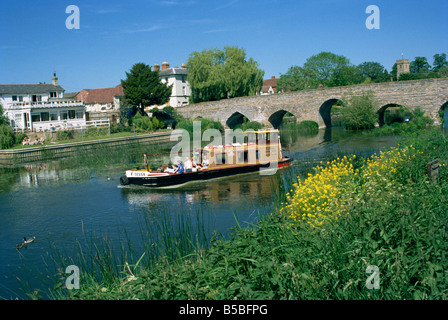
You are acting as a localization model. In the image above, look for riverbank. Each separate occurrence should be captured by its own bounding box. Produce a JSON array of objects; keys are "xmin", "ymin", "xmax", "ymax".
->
[
  {"xmin": 49, "ymin": 127, "xmax": 447, "ymax": 300},
  {"xmin": 0, "ymin": 131, "xmax": 177, "ymax": 166}
]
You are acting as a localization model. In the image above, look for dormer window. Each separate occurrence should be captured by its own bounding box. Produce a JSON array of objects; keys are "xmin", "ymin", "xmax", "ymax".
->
[{"xmin": 50, "ymin": 92, "xmax": 57, "ymax": 98}]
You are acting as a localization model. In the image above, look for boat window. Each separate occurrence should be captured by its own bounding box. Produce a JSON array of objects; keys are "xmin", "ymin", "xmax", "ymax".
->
[
  {"xmin": 237, "ymin": 151, "xmax": 245, "ymax": 163},
  {"xmin": 216, "ymin": 152, "xmax": 226, "ymax": 165}
]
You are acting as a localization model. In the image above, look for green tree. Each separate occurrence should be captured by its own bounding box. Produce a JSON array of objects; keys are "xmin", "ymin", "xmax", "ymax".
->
[
  {"xmin": 432, "ymin": 53, "xmax": 447, "ymax": 72},
  {"xmin": 277, "ymin": 66, "xmax": 319, "ymax": 92},
  {"xmin": 187, "ymin": 46, "xmax": 264, "ymax": 103},
  {"xmin": 121, "ymin": 63, "xmax": 172, "ymax": 116},
  {"xmin": 357, "ymin": 61, "xmax": 389, "ymax": 83},
  {"xmin": 340, "ymin": 91, "xmax": 378, "ymax": 130},
  {"xmin": 302, "ymin": 52, "xmax": 351, "ymax": 86},
  {"xmin": 390, "ymin": 63, "xmax": 398, "ymax": 81},
  {"xmin": 410, "ymin": 57, "xmax": 431, "ymax": 74},
  {"xmin": 0, "ymin": 104, "xmax": 9, "ymax": 126},
  {"xmin": 328, "ymin": 65, "xmax": 364, "ymax": 87}
]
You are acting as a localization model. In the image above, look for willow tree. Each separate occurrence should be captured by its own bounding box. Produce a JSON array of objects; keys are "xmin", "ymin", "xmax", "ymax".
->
[
  {"xmin": 187, "ymin": 46, "xmax": 264, "ymax": 103},
  {"xmin": 121, "ymin": 62, "xmax": 172, "ymax": 115}
]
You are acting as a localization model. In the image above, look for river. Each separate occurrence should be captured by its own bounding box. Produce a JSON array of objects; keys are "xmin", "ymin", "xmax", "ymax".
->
[{"xmin": 0, "ymin": 127, "xmax": 398, "ymax": 299}]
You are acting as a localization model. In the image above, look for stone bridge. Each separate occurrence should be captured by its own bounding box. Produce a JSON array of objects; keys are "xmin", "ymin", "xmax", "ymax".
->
[{"xmin": 177, "ymin": 78, "xmax": 448, "ymax": 129}]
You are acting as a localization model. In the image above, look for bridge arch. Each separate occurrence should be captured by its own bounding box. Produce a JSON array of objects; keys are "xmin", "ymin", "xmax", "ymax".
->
[
  {"xmin": 268, "ymin": 110, "xmax": 297, "ymax": 129},
  {"xmin": 377, "ymin": 103, "xmax": 411, "ymax": 126},
  {"xmin": 226, "ymin": 111, "xmax": 250, "ymax": 129},
  {"xmin": 319, "ymin": 98, "xmax": 343, "ymax": 128}
]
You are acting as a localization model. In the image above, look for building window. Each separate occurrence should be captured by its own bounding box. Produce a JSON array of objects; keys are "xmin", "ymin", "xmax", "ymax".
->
[
  {"xmin": 41, "ymin": 112, "xmax": 50, "ymax": 122},
  {"xmin": 68, "ymin": 110, "xmax": 76, "ymax": 119},
  {"xmin": 182, "ymin": 76, "xmax": 186, "ymax": 83},
  {"xmin": 18, "ymin": 96, "xmax": 23, "ymax": 102},
  {"xmin": 31, "ymin": 114, "xmax": 41, "ymax": 122},
  {"xmin": 183, "ymin": 86, "xmax": 186, "ymax": 95},
  {"xmin": 50, "ymin": 92, "xmax": 57, "ymax": 98},
  {"xmin": 50, "ymin": 113, "xmax": 58, "ymax": 121},
  {"xmin": 76, "ymin": 111, "xmax": 84, "ymax": 119},
  {"xmin": 12, "ymin": 95, "xmax": 17, "ymax": 101},
  {"xmin": 61, "ymin": 112, "xmax": 68, "ymax": 120}
]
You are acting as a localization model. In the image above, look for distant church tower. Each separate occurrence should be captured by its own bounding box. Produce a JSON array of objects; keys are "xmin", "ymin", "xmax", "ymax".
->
[
  {"xmin": 52, "ymin": 72, "xmax": 58, "ymax": 86},
  {"xmin": 396, "ymin": 57, "xmax": 410, "ymax": 80}
]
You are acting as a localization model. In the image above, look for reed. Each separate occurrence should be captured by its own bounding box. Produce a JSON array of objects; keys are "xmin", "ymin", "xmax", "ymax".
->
[{"xmin": 44, "ymin": 204, "xmax": 214, "ymax": 300}]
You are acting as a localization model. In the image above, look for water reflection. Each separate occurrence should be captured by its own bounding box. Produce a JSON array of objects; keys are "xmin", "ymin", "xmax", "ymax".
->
[{"xmin": 120, "ymin": 174, "xmax": 278, "ymax": 207}]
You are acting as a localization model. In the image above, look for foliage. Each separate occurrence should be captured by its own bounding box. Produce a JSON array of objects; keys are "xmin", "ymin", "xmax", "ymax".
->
[
  {"xmin": 176, "ymin": 117, "xmax": 224, "ymax": 136},
  {"xmin": 302, "ymin": 51, "xmax": 351, "ymax": 86},
  {"xmin": 410, "ymin": 56, "xmax": 431, "ymax": 74},
  {"xmin": 0, "ymin": 104, "xmax": 9, "ymax": 126},
  {"xmin": 0, "ymin": 124, "xmax": 15, "ymax": 149},
  {"xmin": 340, "ymin": 91, "xmax": 378, "ymax": 130},
  {"xmin": 56, "ymin": 130, "xmax": 75, "ymax": 141},
  {"xmin": 357, "ymin": 61, "xmax": 390, "ymax": 83},
  {"xmin": 432, "ymin": 53, "xmax": 447, "ymax": 72},
  {"xmin": 121, "ymin": 63, "xmax": 172, "ymax": 115},
  {"xmin": 131, "ymin": 111, "xmax": 153, "ymax": 132},
  {"xmin": 187, "ymin": 46, "xmax": 264, "ymax": 103},
  {"xmin": 234, "ymin": 119, "xmax": 264, "ymax": 131},
  {"xmin": 277, "ymin": 66, "xmax": 319, "ymax": 92}
]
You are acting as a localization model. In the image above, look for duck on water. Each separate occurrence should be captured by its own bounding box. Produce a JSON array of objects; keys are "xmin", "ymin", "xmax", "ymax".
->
[{"xmin": 16, "ymin": 236, "xmax": 35, "ymax": 250}]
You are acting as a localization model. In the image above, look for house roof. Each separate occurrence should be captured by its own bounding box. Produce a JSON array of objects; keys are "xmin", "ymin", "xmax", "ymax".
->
[
  {"xmin": 0, "ymin": 84, "xmax": 65, "ymax": 94},
  {"xmin": 76, "ymin": 84, "xmax": 123, "ymax": 104},
  {"xmin": 260, "ymin": 76, "xmax": 278, "ymax": 93},
  {"xmin": 63, "ymin": 92, "xmax": 80, "ymax": 99},
  {"xmin": 263, "ymin": 76, "xmax": 278, "ymax": 88},
  {"xmin": 159, "ymin": 67, "xmax": 188, "ymax": 77}
]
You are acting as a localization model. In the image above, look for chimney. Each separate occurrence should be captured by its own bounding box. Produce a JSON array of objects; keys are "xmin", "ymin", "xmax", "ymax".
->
[
  {"xmin": 162, "ymin": 62, "xmax": 170, "ymax": 71},
  {"xmin": 52, "ymin": 72, "xmax": 58, "ymax": 86},
  {"xmin": 153, "ymin": 63, "xmax": 160, "ymax": 72},
  {"xmin": 181, "ymin": 63, "xmax": 187, "ymax": 69}
]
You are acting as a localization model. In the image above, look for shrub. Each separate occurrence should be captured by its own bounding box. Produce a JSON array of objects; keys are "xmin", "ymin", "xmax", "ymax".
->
[
  {"xmin": 235, "ymin": 120, "xmax": 264, "ymax": 131},
  {"xmin": 131, "ymin": 111, "xmax": 153, "ymax": 131},
  {"xmin": 0, "ymin": 125, "xmax": 15, "ymax": 149},
  {"xmin": 176, "ymin": 117, "xmax": 224, "ymax": 135},
  {"xmin": 340, "ymin": 91, "xmax": 378, "ymax": 130},
  {"xmin": 56, "ymin": 130, "xmax": 75, "ymax": 141}
]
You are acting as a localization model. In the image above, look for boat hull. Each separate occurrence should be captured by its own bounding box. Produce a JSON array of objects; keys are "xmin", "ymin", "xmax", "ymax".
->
[{"xmin": 120, "ymin": 158, "xmax": 292, "ymax": 188}]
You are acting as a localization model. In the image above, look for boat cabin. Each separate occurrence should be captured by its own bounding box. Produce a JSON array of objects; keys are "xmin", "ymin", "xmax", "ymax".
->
[{"xmin": 202, "ymin": 129, "xmax": 282, "ymax": 168}]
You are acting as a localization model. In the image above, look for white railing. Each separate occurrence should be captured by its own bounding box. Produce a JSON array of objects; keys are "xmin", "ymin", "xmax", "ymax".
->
[{"xmin": 8, "ymin": 100, "xmax": 84, "ymax": 109}]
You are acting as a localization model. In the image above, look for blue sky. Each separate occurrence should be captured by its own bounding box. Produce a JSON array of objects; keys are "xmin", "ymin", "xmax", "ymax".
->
[{"xmin": 0, "ymin": 0, "xmax": 447, "ymax": 92}]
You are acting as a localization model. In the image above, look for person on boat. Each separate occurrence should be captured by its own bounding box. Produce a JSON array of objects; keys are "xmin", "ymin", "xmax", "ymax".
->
[
  {"xmin": 164, "ymin": 162, "xmax": 176, "ymax": 173},
  {"xmin": 174, "ymin": 160, "xmax": 184, "ymax": 174},
  {"xmin": 184, "ymin": 157, "xmax": 193, "ymax": 173},
  {"xmin": 192, "ymin": 157, "xmax": 200, "ymax": 171},
  {"xmin": 200, "ymin": 156, "xmax": 209, "ymax": 170}
]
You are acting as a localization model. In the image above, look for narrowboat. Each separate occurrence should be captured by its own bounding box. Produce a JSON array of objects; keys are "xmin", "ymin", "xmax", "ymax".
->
[{"xmin": 119, "ymin": 129, "xmax": 291, "ymax": 188}]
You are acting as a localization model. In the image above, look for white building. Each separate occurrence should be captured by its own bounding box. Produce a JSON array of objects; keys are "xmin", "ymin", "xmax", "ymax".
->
[
  {"xmin": 0, "ymin": 74, "xmax": 86, "ymax": 132},
  {"xmin": 155, "ymin": 62, "xmax": 191, "ymax": 108}
]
